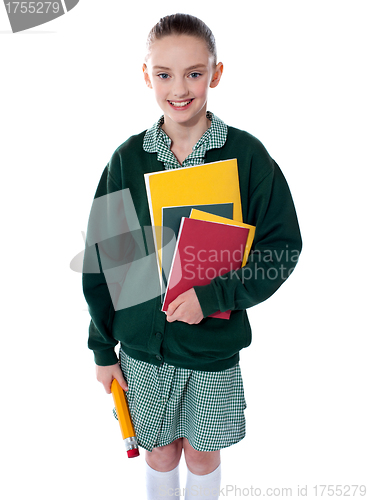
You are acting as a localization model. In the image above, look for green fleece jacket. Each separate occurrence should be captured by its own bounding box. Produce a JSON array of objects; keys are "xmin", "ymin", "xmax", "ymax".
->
[{"xmin": 82, "ymin": 125, "xmax": 302, "ymax": 371}]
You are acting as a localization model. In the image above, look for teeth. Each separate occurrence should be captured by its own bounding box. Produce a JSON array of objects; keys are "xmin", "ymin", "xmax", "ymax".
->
[{"xmin": 169, "ymin": 100, "xmax": 192, "ymax": 107}]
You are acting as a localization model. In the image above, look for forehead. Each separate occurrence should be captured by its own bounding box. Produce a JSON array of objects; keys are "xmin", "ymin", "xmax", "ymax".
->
[{"xmin": 147, "ymin": 34, "xmax": 212, "ymax": 68}]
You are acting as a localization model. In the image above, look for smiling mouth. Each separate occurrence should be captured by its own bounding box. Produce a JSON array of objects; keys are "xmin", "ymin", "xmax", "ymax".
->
[{"xmin": 168, "ymin": 99, "xmax": 194, "ymax": 107}]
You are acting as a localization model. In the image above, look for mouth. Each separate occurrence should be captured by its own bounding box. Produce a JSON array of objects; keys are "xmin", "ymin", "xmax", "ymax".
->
[{"xmin": 168, "ymin": 99, "xmax": 194, "ymax": 109}]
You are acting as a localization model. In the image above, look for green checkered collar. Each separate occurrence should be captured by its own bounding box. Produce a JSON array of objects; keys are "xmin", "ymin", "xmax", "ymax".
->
[{"xmin": 143, "ymin": 111, "xmax": 228, "ymax": 169}]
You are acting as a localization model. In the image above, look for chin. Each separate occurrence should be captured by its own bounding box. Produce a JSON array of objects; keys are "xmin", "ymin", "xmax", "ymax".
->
[{"xmin": 165, "ymin": 106, "xmax": 207, "ymax": 125}]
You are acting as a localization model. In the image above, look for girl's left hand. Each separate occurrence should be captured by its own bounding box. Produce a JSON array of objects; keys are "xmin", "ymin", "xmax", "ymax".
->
[{"xmin": 166, "ymin": 288, "xmax": 204, "ymax": 324}]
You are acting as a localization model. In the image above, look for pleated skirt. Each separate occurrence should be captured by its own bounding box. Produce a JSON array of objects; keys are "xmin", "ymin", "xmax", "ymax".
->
[{"xmin": 114, "ymin": 346, "xmax": 246, "ymax": 452}]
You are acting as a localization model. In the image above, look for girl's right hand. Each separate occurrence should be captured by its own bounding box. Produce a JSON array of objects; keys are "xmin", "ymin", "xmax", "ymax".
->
[{"xmin": 95, "ymin": 362, "xmax": 128, "ymax": 394}]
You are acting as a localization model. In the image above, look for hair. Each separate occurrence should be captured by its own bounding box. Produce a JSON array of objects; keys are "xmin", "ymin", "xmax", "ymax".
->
[{"xmin": 145, "ymin": 13, "xmax": 217, "ymax": 64}]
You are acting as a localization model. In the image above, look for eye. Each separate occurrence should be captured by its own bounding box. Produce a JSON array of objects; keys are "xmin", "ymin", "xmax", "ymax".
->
[
  {"xmin": 158, "ymin": 73, "xmax": 170, "ymax": 80},
  {"xmin": 189, "ymin": 72, "xmax": 202, "ymax": 78}
]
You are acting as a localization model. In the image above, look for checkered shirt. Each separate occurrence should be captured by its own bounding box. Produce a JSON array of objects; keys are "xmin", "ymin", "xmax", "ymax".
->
[{"xmin": 143, "ymin": 111, "xmax": 228, "ymax": 169}]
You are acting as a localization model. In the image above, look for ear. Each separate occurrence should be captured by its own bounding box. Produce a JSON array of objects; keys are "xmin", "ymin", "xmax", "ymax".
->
[
  {"xmin": 142, "ymin": 63, "xmax": 153, "ymax": 89},
  {"xmin": 209, "ymin": 62, "xmax": 224, "ymax": 89}
]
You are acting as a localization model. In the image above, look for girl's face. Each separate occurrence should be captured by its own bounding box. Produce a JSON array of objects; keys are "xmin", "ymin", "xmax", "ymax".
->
[{"xmin": 143, "ymin": 35, "xmax": 223, "ymax": 128}]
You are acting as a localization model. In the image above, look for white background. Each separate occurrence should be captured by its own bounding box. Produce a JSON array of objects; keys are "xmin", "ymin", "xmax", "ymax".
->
[{"xmin": 1, "ymin": 0, "xmax": 367, "ymax": 498}]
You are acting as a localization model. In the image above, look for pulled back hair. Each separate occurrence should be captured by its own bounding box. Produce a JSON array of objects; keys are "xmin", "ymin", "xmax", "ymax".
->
[{"xmin": 145, "ymin": 13, "xmax": 217, "ymax": 64}]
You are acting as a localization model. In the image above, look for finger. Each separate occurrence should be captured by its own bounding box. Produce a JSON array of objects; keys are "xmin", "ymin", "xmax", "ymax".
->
[
  {"xmin": 104, "ymin": 379, "xmax": 113, "ymax": 394},
  {"xmin": 166, "ymin": 300, "xmax": 185, "ymax": 322},
  {"xmin": 96, "ymin": 369, "xmax": 111, "ymax": 394},
  {"xmin": 166, "ymin": 311, "xmax": 177, "ymax": 322},
  {"xmin": 166, "ymin": 301, "xmax": 179, "ymax": 316},
  {"xmin": 109, "ymin": 363, "xmax": 128, "ymax": 391},
  {"xmin": 166, "ymin": 294, "xmax": 185, "ymax": 316},
  {"xmin": 167, "ymin": 303, "xmax": 188, "ymax": 323},
  {"xmin": 114, "ymin": 371, "xmax": 128, "ymax": 392}
]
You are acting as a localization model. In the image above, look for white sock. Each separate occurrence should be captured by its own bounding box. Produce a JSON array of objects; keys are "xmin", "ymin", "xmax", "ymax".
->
[
  {"xmin": 184, "ymin": 464, "xmax": 221, "ymax": 499},
  {"xmin": 146, "ymin": 461, "xmax": 180, "ymax": 499}
]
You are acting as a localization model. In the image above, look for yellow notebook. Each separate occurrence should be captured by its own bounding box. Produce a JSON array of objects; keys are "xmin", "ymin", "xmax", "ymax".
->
[
  {"xmin": 144, "ymin": 158, "xmax": 243, "ymax": 277},
  {"xmin": 189, "ymin": 209, "xmax": 256, "ymax": 267}
]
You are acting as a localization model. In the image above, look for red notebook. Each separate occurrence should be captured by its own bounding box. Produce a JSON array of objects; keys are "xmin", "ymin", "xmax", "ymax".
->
[{"xmin": 162, "ymin": 217, "xmax": 250, "ymax": 319}]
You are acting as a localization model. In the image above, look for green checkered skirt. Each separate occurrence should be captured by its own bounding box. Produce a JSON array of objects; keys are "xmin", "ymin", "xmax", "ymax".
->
[{"xmin": 116, "ymin": 346, "xmax": 246, "ymax": 452}]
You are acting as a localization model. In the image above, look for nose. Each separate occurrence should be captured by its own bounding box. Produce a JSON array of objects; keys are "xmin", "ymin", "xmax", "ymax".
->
[{"xmin": 172, "ymin": 78, "xmax": 189, "ymax": 98}]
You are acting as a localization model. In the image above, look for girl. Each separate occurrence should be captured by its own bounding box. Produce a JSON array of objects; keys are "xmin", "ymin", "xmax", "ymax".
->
[{"xmin": 82, "ymin": 13, "xmax": 302, "ymax": 500}]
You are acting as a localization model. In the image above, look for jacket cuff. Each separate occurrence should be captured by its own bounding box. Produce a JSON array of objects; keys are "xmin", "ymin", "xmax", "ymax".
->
[
  {"xmin": 94, "ymin": 348, "xmax": 119, "ymax": 366},
  {"xmin": 193, "ymin": 283, "xmax": 220, "ymax": 318}
]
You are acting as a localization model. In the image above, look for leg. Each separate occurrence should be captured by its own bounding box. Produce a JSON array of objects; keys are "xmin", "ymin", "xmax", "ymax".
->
[
  {"xmin": 182, "ymin": 438, "xmax": 221, "ymax": 499},
  {"xmin": 182, "ymin": 437, "xmax": 220, "ymax": 475},
  {"xmin": 145, "ymin": 438, "xmax": 183, "ymax": 499},
  {"xmin": 145, "ymin": 437, "xmax": 183, "ymax": 472}
]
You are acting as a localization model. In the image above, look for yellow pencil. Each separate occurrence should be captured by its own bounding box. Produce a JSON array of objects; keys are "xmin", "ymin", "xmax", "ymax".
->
[{"xmin": 111, "ymin": 379, "xmax": 140, "ymax": 458}]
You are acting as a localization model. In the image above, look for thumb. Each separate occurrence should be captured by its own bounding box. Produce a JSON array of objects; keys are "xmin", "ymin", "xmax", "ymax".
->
[{"xmin": 113, "ymin": 368, "xmax": 128, "ymax": 392}]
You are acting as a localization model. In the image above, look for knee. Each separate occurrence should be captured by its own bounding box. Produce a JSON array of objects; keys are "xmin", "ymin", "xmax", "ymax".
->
[
  {"xmin": 183, "ymin": 438, "xmax": 221, "ymax": 475},
  {"xmin": 146, "ymin": 438, "xmax": 183, "ymax": 472}
]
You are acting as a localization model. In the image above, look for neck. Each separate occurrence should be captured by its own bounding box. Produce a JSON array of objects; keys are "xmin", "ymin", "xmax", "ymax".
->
[{"xmin": 161, "ymin": 110, "xmax": 211, "ymax": 150}]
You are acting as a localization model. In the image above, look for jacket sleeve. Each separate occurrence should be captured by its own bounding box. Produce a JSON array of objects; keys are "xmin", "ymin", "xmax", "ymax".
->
[
  {"xmin": 194, "ymin": 158, "xmax": 302, "ymax": 316},
  {"xmin": 82, "ymin": 151, "xmax": 135, "ymax": 366}
]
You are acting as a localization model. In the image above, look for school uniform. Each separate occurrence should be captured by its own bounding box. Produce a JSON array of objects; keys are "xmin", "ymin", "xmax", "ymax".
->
[{"xmin": 83, "ymin": 112, "xmax": 302, "ymax": 451}]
